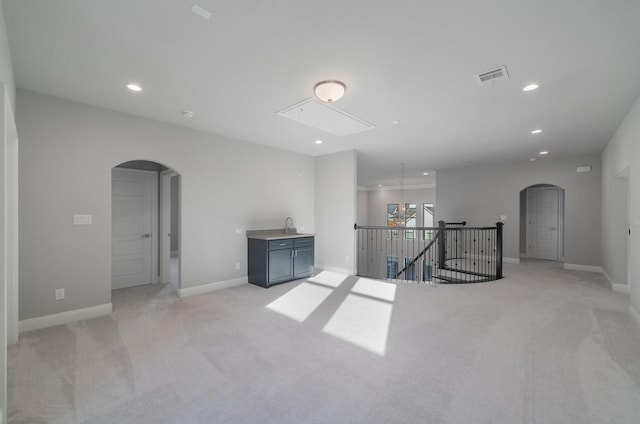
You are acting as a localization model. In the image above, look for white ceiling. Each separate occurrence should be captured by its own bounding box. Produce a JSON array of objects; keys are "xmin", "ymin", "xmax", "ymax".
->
[{"xmin": 5, "ymin": 0, "xmax": 640, "ymax": 186}]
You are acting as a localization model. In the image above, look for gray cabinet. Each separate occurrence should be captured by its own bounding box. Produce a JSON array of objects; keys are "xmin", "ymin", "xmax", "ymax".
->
[{"xmin": 248, "ymin": 236, "xmax": 314, "ymax": 288}]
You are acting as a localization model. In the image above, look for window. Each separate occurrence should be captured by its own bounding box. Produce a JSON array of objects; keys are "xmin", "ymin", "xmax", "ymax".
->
[
  {"xmin": 387, "ymin": 203, "xmax": 400, "ymax": 238},
  {"xmin": 404, "ymin": 257, "xmax": 416, "ymax": 281},
  {"xmin": 386, "ymin": 256, "xmax": 398, "ymax": 279},
  {"xmin": 423, "ymin": 203, "xmax": 434, "ymax": 240},
  {"xmin": 405, "ymin": 203, "xmax": 417, "ymax": 239}
]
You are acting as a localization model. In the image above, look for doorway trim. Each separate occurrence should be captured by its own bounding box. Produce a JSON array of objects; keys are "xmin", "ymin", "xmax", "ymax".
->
[{"xmin": 160, "ymin": 170, "xmax": 179, "ymax": 287}]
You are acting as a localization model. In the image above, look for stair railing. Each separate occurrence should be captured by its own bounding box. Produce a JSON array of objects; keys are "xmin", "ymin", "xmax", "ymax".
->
[{"xmin": 354, "ymin": 220, "xmax": 503, "ymax": 283}]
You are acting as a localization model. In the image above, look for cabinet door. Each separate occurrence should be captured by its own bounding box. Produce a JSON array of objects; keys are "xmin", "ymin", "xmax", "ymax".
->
[
  {"xmin": 268, "ymin": 248, "xmax": 293, "ymax": 283},
  {"xmin": 293, "ymin": 246, "xmax": 314, "ymax": 278}
]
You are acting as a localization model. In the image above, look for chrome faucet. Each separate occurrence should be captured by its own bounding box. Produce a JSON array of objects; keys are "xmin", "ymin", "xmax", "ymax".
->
[{"xmin": 284, "ymin": 216, "xmax": 294, "ymax": 235}]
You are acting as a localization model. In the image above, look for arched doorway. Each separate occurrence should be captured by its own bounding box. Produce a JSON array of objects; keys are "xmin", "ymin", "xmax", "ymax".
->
[
  {"xmin": 111, "ymin": 160, "xmax": 181, "ymax": 292},
  {"xmin": 519, "ymin": 184, "xmax": 565, "ymax": 261}
]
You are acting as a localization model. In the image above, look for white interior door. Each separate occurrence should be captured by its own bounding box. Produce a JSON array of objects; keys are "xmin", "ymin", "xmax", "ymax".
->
[
  {"xmin": 112, "ymin": 169, "xmax": 157, "ymax": 290},
  {"xmin": 527, "ymin": 187, "xmax": 559, "ymax": 261}
]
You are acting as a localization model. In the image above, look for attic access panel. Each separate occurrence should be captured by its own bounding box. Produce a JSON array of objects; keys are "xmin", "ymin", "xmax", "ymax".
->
[{"xmin": 276, "ymin": 98, "xmax": 375, "ymax": 136}]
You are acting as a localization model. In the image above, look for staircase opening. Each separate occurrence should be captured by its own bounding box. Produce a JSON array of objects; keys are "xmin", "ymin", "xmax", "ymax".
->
[{"xmin": 355, "ymin": 220, "xmax": 503, "ymax": 284}]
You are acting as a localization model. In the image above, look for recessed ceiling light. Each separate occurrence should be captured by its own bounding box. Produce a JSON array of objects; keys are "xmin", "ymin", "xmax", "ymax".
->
[
  {"xmin": 126, "ymin": 83, "xmax": 142, "ymax": 92},
  {"xmin": 539, "ymin": 151, "xmax": 549, "ymax": 155},
  {"xmin": 378, "ymin": 184, "xmax": 383, "ymax": 187},
  {"xmin": 523, "ymin": 84, "xmax": 539, "ymax": 92},
  {"xmin": 423, "ymin": 172, "xmax": 429, "ymax": 176},
  {"xmin": 531, "ymin": 129, "xmax": 542, "ymax": 134},
  {"xmin": 315, "ymin": 140, "xmax": 323, "ymax": 144},
  {"xmin": 182, "ymin": 110, "xmax": 195, "ymax": 119}
]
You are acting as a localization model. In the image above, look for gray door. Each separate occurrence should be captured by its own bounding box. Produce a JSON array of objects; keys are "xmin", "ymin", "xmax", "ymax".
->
[
  {"xmin": 527, "ymin": 187, "xmax": 559, "ymax": 261},
  {"xmin": 112, "ymin": 169, "xmax": 155, "ymax": 289}
]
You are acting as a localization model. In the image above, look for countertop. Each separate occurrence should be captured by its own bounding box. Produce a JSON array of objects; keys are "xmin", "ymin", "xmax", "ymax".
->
[{"xmin": 246, "ymin": 229, "xmax": 315, "ymax": 240}]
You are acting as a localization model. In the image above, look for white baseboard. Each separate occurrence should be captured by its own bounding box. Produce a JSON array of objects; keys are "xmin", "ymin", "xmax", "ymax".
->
[
  {"xmin": 19, "ymin": 303, "xmax": 113, "ymax": 334},
  {"xmin": 630, "ymin": 304, "xmax": 640, "ymax": 329},
  {"xmin": 602, "ymin": 269, "xmax": 630, "ymax": 293},
  {"xmin": 315, "ymin": 264, "xmax": 354, "ymax": 276},
  {"xmin": 563, "ymin": 263, "xmax": 603, "ymax": 273},
  {"xmin": 178, "ymin": 277, "xmax": 248, "ymax": 298},
  {"xmin": 504, "ymin": 257, "xmax": 520, "ymax": 264}
]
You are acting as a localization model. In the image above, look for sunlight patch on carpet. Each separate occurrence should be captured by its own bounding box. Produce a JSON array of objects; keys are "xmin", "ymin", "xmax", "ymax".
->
[
  {"xmin": 322, "ymin": 293, "xmax": 393, "ymax": 356},
  {"xmin": 265, "ymin": 282, "xmax": 333, "ymax": 322},
  {"xmin": 307, "ymin": 270, "xmax": 349, "ymax": 288},
  {"xmin": 351, "ymin": 278, "xmax": 396, "ymax": 302}
]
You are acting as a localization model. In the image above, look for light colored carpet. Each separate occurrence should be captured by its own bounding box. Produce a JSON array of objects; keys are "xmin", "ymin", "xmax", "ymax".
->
[{"xmin": 8, "ymin": 261, "xmax": 640, "ymax": 423}]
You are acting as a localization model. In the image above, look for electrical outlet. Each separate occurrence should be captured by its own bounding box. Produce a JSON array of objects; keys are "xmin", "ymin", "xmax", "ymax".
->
[
  {"xmin": 235, "ymin": 262, "xmax": 241, "ymax": 270},
  {"xmin": 55, "ymin": 288, "xmax": 65, "ymax": 300}
]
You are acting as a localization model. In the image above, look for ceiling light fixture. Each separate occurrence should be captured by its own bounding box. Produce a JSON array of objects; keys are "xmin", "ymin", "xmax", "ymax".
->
[
  {"xmin": 392, "ymin": 120, "xmax": 399, "ymax": 124},
  {"xmin": 378, "ymin": 184, "xmax": 382, "ymax": 187},
  {"xmin": 182, "ymin": 110, "xmax": 194, "ymax": 119},
  {"xmin": 539, "ymin": 151, "xmax": 549, "ymax": 155},
  {"xmin": 423, "ymin": 172, "xmax": 429, "ymax": 176},
  {"xmin": 314, "ymin": 80, "xmax": 346, "ymax": 102},
  {"xmin": 315, "ymin": 140, "xmax": 323, "ymax": 144},
  {"xmin": 531, "ymin": 129, "xmax": 542, "ymax": 134},
  {"xmin": 126, "ymin": 83, "xmax": 142, "ymax": 92},
  {"xmin": 523, "ymin": 84, "xmax": 539, "ymax": 92}
]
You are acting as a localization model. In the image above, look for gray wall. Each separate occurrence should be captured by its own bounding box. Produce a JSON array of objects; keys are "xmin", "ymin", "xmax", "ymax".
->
[
  {"xmin": 357, "ymin": 189, "xmax": 368, "ymax": 226},
  {"xmin": 315, "ymin": 150, "xmax": 357, "ymax": 274},
  {"xmin": 0, "ymin": 2, "xmax": 14, "ymax": 110},
  {"xmin": 0, "ymin": 4, "xmax": 15, "ymax": 416},
  {"xmin": 436, "ymin": 154, "xmax": 601, "ymax": 265},
  {"xmin": 17, "ymin": 89, "xmax": 316, "ymax": 320},
  {"xmin": 602, "ymin": 94, "xmax": 640, "ymax": 318}
]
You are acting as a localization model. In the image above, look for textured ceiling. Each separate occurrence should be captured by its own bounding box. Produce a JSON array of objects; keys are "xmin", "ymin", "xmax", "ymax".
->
[{"xmin": 4, "ymin": 0, "xmax": 640, "ymax": 186}]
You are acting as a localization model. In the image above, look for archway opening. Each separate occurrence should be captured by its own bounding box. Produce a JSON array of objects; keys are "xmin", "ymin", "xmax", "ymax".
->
[{"xmin": 519, "ymin": 184, "xmax": 565, "ymax": 262}]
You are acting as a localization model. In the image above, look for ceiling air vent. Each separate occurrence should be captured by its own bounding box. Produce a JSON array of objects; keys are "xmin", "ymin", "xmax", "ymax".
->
[{"xmin": 475, "ymin": 65, "xmax": 509, "ymax": 86}]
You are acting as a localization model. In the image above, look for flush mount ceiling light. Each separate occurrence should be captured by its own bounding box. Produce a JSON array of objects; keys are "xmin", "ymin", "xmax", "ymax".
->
[
  {"xmin": 531, "ymin": 129, "xmax": 542, "ymax": 134},
  {"xmin": 126, "ymin": 83, "xmax": 142, "ymax": 92},
  {"xmin": 314, "ymin": 80, "xmax": 346, "ymax": 102},
  {"xmin": 523, "ymin": 83, "xmax": 539, "ymax": 92},
  {"xmin": 539, "ymin": 151, "xmax": 549, "ymax": 155},
  {"xmin": 423, "ymin": 172, "xmax": 429, "ymax": 176},
  {"xmin": 315, "ymin": 139, "xmax": 323, "ymax": 144}
]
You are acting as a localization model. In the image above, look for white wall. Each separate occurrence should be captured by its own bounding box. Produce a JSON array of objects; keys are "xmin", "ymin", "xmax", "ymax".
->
[
  {"xmin": 436, "ymin": 154, "xmax": 601, "ymax": 265},
  {"xmin": 602, "ymin": 95, "xmax": 640, "ymax": 322},
  {"xmin": 16, "ymin": 89, "xmax": 316, "ymax": 320},
  {"xmin": 315, "ymin": 150, "xmax": 357, "ymax": 274}
]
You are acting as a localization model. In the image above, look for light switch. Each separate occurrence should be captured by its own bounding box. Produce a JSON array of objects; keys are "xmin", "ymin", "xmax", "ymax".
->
[
  {"xmin": 73, "ymin": 214, "xmax": 92, "ymax": 225},
  {"xmin": 500, "ymin": 215, "xmax": 507, "ymax": 221},
  {"xmin": 55, "ymin": 288, "xmax": 65, "ymax": 300}
]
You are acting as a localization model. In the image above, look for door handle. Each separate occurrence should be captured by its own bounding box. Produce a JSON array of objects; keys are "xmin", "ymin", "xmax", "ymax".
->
[{"xmin": 142, "ymin": 233, "xmax": 151, "ymax": 238}]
